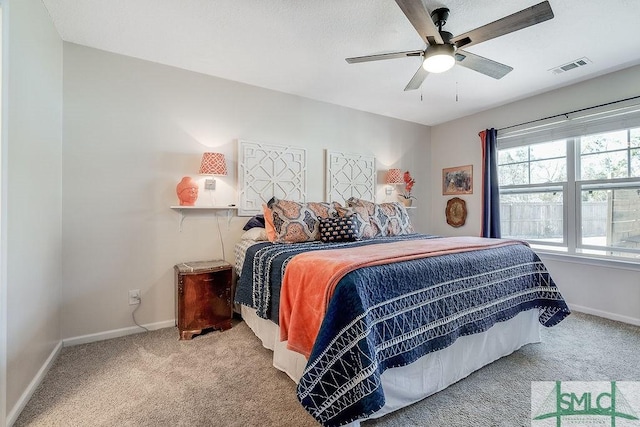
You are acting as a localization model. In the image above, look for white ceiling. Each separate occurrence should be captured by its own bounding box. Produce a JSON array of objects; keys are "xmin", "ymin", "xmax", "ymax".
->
[{"xmin": 42, "ymin": 0, "xmax": 640, "ymax": 126}]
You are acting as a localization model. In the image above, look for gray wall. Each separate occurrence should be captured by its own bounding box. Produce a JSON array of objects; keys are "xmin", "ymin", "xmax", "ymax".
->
[
  {"xmin": 430, "ymin": 65, "xmax": 640, "ymax": 325},
  {"xmin": 61, "ymin": 43, "xmax": 431, "ymax": 340},
  {"xmin": 2, "ymin": 0, "xmax": 63, "ymax": 421}
]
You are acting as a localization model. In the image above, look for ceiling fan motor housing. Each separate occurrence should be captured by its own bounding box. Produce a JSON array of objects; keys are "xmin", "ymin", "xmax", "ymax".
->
[{"xmin": 439, "ymin": 31, "xmax": 454, "ymax": 45}]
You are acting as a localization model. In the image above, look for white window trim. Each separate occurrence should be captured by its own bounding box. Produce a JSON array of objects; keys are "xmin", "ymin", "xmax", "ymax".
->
[{"xmin": 534, "ymin": 249, "xmax": 640, "ymax": 272}]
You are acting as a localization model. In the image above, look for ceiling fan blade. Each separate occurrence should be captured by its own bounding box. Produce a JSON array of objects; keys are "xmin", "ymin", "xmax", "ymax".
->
[
  {"xmin": 404, "ymin": 65, "xmax": 429, "ymax": 91},
  {"xmin": 346, "ymin": 50, "xmax": 423, "ymax": 64},
  {"xmin": 395, "ymin": 0, "xmax": 443, "ymax": 45},
  {"xmin": 452, "ymin": 1, "xmax": 554, "ymax": 50},
  {"xmin": 455, "ymin": 50, "xmax": 513, "ymax": 79}
]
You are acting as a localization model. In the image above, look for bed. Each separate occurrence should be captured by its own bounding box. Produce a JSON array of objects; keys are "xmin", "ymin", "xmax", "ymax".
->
[
  {"xmin": 233, "ymin": 142, "xmax": 569, "ymax": 426},
  {"xmin": 234, "ymin": 230, "xmax": 569, "ymax": 426}
]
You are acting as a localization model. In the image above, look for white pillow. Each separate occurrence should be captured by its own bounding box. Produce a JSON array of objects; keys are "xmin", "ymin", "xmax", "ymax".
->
[{"xmin": 241, "ymin": 227, "xmax": 268, "ymax": 241}]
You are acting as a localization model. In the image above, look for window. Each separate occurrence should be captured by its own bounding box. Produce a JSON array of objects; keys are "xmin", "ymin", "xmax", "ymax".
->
[{"xmin": 498, "ymin": 125, "xmax": 640, "ymax": 261}]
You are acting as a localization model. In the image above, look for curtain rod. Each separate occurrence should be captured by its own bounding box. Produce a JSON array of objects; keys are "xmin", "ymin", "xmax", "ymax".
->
[{"xmin": 497, "ymin": 94, "xmax": 640, "ymax": 132}]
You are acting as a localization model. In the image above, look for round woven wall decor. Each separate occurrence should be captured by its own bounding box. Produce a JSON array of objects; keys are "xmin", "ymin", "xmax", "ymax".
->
[{"xmin": 445, "ymin": 197, "xmax": 467, "ymax": 228}]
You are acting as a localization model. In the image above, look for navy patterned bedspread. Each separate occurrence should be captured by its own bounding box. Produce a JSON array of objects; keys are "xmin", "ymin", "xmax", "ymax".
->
[
  {"xmin": 234, "ymin": 233, "xmax": 435, "ymax": 323},
  {"xmin": 234, "ymin": 234, "xmax": 570, "ymax": 426}
]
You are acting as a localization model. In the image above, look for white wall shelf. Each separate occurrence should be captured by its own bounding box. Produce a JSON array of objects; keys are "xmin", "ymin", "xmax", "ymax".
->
[{"xmin": 170, "ymin": 206, "xmax": 238, "ymax": 231}]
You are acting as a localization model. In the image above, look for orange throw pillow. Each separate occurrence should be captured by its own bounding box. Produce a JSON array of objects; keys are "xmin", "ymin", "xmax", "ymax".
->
[{"xmin": 262, "ymin": 204, "xmax": 276, "ymax": 242}]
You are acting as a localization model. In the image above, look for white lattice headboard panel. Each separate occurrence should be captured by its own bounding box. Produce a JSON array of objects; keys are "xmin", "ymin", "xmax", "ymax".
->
[
  {"xmin": 325, "ymin": 150, "xmax": 376, "ymax": 204},
  {"xmin": 238, "ymin": 140, "xmax": 307, "ymax": 216}
]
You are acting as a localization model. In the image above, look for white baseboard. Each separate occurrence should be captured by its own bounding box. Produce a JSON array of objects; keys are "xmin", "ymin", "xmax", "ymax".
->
[
  {"xmin": 62, "ymin": 319, "xmax": 176, "ymax": 347},
  {"xmin": 569, "ymin": 304, "xmax": 640, "ymax": 327},
  {"xmin": 6, "ymin": 340, "xmax": 63, "ymax": 427}
]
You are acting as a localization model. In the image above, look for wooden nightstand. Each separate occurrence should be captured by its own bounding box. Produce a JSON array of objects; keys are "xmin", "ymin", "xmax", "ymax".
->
[{"xmin": 174, "ymin": 260, "xmax": 233, "ymax": 340}]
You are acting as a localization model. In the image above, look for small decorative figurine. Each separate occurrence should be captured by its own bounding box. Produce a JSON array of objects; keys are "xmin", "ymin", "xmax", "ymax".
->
[{"xmin": 176, "ymin": 176, "xmax": 199, "ymax": 206}]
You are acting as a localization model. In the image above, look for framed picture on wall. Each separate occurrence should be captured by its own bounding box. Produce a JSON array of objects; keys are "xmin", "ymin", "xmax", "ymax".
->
[{"xmin": 442, "ymin": 165, "xmax": 473, "ymax": 195}]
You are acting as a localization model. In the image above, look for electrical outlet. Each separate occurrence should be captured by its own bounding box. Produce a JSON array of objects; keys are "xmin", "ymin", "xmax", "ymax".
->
[
  {"xmin": 128, "ymin": 289, "xmax": 141, "ymax": 305},
  {"xmin": 204, "ymin": 179, "xmax": 216, "ymax": 190}
]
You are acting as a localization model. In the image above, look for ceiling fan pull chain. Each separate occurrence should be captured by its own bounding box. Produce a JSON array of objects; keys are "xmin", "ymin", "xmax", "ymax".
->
[{"xmin": 456, "ymin": 81, "xmax": 459, "ymax": 102}]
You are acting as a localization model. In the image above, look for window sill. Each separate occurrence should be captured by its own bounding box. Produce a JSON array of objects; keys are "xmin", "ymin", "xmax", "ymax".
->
[{"xmin": 533, "ymin": 249, "xmax": 640, "ymax": 272}]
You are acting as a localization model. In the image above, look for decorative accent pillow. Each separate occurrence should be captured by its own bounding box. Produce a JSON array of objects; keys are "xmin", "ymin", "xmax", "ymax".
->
[
  {"xmin": 262, "ymin": 204, "xmax": 277, "ymax": 242},
  {"xmin": 335, "ymin": 206, "xmax": 375, "ymax": 239},
  {"xmin": 242, "ymin": 214, "xmax": 265, "ymax": 231},
  {"xmin": 240, "ymin": 227, "xmax": 268, "ymax": 241},
  {"xmin": 346, "ymin": 198, "xmax": 414, "ymax": 237},
  {"xmin": 375, "ymin": 201, "xmax": 414, "ymax": 236},
  {"xmin": 319, "ymin": 214, "xmax": 360, "ymax": 243},
  {"xmin": 345, "ymin": 197, "xmax": 382, "ymax": 237},
  {"xmin": 268, "ymin": 198, "xmax": 342, "ymax": 243}
]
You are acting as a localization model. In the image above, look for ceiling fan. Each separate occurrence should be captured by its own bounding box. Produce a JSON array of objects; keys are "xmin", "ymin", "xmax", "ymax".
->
[{"xmin": 346, "ymin": 1, "xmax": 554, "ymax": 91}]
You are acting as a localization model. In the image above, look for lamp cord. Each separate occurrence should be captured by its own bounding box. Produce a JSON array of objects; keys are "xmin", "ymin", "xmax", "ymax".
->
[
  {"xmin": 216, "ymin": 212, "xmax": 226, "ymax": 261},
  {"xmin": 132, "ymin": 298, "xmax": 149, "ymax": 332}
]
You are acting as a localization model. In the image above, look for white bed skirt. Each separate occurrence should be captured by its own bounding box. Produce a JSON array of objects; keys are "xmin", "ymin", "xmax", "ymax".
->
[{"xmin": 241, "ymin": 306, "xmax": 541, "ymax": 425}]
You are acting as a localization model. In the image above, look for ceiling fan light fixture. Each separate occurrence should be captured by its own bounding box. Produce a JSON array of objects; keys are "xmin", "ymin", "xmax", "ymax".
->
[{"xmin": 422, "ymin": 44, "xmax": 455, "ymax": 73}]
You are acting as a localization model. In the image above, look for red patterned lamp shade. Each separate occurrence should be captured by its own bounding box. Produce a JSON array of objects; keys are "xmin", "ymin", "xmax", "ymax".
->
[
  {"xmin": 385, "ymin": 168, "xmax": 404, "ymax": 185},
  {"xmin": 199, "ymin": 152, "xmax": 227, "ymax": 176}
]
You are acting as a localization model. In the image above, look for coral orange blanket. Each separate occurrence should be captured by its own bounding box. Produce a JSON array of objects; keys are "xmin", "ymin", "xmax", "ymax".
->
[{"xmin": 279, "ymin": 236, "xmax": 526, "ymax": 358}]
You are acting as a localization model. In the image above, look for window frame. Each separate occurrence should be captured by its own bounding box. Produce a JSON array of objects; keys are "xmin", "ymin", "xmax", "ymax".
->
[
  {"xmin": 575, "ymin": 178, "xmax": 640, "ymax": 257},
  {"xmin": 499, "ymin": 183, "xmax": 567, "ymax": 248},
  {"xmin": 498, "ymin": 130, "xmax": 640, "ymax": 263}
]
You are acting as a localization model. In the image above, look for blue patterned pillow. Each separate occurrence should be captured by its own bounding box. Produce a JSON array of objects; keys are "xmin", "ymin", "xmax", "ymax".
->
[{"xmin": 319, "ymin": 214, "xmax": 360, "ymax": 243}]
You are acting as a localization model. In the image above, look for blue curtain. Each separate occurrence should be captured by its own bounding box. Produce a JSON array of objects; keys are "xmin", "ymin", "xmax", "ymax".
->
[{"xmin": 480, "ymin": 128, "xmax": 501, "ymax": 238}]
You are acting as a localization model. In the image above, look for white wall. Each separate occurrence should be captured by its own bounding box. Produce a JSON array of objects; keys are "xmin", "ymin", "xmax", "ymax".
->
[
  {"xmin": 61, "ymin": 43, "xmax": 431, "ymax": 340},
  {"xmin": 430, "ymin": 65, "xmax": 640, "ymax": 325},
  {"xmin": 3, "ymin": 0, "xmax": 63, "ymax": 421}
]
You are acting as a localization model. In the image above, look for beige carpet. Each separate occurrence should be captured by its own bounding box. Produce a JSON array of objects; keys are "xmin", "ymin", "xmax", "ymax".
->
[{"xmin": 15, "ymin": 312, "xmax": 640, "ymax": 426}]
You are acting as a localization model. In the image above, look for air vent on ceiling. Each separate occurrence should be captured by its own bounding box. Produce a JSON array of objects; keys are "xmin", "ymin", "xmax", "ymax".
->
[{"xmin": 549, "ymin": 57, "xmax": 592, "ymax": 75}]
